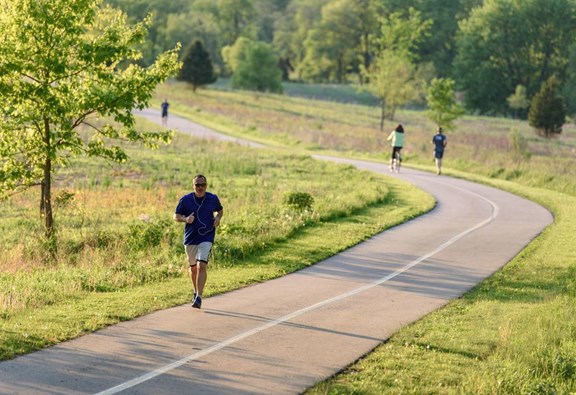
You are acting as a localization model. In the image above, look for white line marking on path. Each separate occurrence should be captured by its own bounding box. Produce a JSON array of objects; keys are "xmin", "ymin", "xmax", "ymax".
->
[{"xmin": 96, "ymin": 181, "xmax": 499, "ymax": 395}]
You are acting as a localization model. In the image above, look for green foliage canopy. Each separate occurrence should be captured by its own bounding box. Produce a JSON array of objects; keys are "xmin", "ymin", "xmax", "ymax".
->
[
  {"xmin": 455, "ymin": 0, "xmax": 576, "ymax": 114},
  {"xmin": 224, "ymin": 39, "xmax": 283, "ymax": 93},
  {"xmin": 298, "ymin": 0, "xmax": 373, "ymax": 83},
  {"xmin": 0, "ymin": 0, "xmax": 180, "ymax": 237}
]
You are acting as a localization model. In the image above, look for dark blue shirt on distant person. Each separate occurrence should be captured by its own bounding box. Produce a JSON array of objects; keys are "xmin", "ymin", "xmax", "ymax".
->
[{"xmin": 433, "ymin": 134, "xmax": 447, "ymax": 153}]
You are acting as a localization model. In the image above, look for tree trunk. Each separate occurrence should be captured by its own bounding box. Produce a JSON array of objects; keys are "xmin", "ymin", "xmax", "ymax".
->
[
  {"xmin": 40, "ymin": 180, "xmax": 45, "ymax": 213},
  {"xmin": 379, "ymin": 103, "xmax": 385, "ymax": 131},
  {"xmin": 42, "ymin": 118, "xmax": 54, "ymax": 240}
]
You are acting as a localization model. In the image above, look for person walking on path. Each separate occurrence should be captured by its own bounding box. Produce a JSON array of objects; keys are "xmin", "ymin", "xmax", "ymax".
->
[
  {"xmin": 432, "ymin": 127, "xmax": 448, "ymax": 175},
  {"xmin": 174, "ymin": 174, "xmax": 223, "ymax": 309},
  {"xmin": 387, "ymin": 124, "xmax": 405, "ymax": 172},
  {"xmin": 161, "ymin": 99, "xmax": 169, "ymax": 127}
]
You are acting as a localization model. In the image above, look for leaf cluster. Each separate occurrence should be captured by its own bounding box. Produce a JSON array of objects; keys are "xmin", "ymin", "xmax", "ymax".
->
[{"xmin": 0, "ymin": 0, "xmax": 181, "ymax": 200}]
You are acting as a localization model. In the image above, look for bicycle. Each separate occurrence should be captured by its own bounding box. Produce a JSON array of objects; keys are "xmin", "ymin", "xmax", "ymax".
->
[{"xmin": 390, "ymin": 151, "xmax": 401, "ymax": 173}]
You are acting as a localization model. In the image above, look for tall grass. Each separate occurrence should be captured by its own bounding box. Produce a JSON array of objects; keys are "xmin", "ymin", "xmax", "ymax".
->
[
  {"xmin": 155, "ymin": 81, "xmax": 576, "ymax": 197},
  {"xmin": 0, "ymin": 129, "xmax": 391, "ymax": 317}
]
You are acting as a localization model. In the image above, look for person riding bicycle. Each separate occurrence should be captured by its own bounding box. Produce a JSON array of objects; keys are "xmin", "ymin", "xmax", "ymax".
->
[{"xmin": 387, "ymin": 124, "xmax": 405, "ymax": 171}]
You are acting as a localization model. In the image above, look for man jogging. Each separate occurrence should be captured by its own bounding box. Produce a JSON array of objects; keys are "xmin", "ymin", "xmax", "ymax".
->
[{"xmin": 174, "ymin": 174, "xmax": 223, "ymax": 309}]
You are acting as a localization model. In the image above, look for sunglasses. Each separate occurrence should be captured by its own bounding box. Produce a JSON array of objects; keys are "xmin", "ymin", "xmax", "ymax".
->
[{"xmin": 194, "ymin": 183, "xmax": 207, "ymax": 188}]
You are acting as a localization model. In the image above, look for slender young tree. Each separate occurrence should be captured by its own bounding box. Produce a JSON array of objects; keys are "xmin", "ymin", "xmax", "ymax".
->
[
  {"xmin": 362, "ymin": 8, "xmax": 431, "ymax": 130},
  {"xmin": 364, "ymin": 50, "xmax": 418, "ymax": 130},
  {"xmin": 426, "ymin": 78, "xmax": 465, "ymax": 131},
  {"xmin": 507, "ymin": 85, "xmax": 530, "ymax": 119},
  {"xmin": 178, "ymin": 40, "xmax": 217, "ymax": 92},
  {"xmin": 0, "ymin": 0, "xmax": 181, "ymax": 241}
]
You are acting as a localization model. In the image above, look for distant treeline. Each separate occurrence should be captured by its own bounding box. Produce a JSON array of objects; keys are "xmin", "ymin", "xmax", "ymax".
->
[{"xmin": 105, "ymin": 0, "xmax": 576, "ymax": 117}]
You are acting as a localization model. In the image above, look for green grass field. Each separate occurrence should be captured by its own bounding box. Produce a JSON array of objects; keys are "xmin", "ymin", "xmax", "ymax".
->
[{"xmin": 2, "ymin": 80, "xmax": 575, "ymax": 393}]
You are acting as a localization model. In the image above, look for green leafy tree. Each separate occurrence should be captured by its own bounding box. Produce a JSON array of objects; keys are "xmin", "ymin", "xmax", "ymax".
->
[
  {"xmin": 0, "ymin": 0, "xmax": 180, "ymax": 240},
  {"xmin": 372, "ymin": 7, "xmax": 432, "ymax": 62},
  {"xmin": 229, "ymin": 40, "xmax": 283, "ymax": 93},
  {"xmin": 272, "ymin": 0, "xmax": 329, "ymax": 81},
  {"xmin": 298, "ymin": 0, "xmax": 362, "ymax": 83},
  {"xmin": 562, "ymin": 42, "xmax": 576, "ymax": 118},
  {"xmin": 362, "ymin": 8, "xmax": 430, "ymax": 129},
  {"xmin": 156, "ymin": 10, "xmax": 222, "ymax": 72},
  {"xmin": 377, "ymin": 0, "xmax": 480, "ymax": 77},
  {"xmin": 364, "ymin": 50, "xmax": 418, "ymax": 130},
  {"xmin": 106, "ymin": 0, "xmax": 192, "ymax": 66},
  {"xmin": 178, "ymin": 40, "xmax": 217, "ymax": 92},
  {"xmin": 298, "ymin": 0, "xmax": 379, "ymax": 83},
  {"xmin": 217, "ymin": 0, "xmax": 258, "ymax": 46},
  {"xmin": 426, "ymin": 78, "xmax": 465, "ymax": 131},
  {"xmin": 455, "ymin": 0, "xmax": 576, "ymax": 114},
  {"xmin": 507, "ymin": 85, "xmax": 530, "ymax": 119},
  {"xmin": 221, "ymin": 36, "xmax": 252, "ymax": 74},
  {"xmin": 529, "ymin": 76, "xmax": 566, "ymax": 138},
  {"xmin": 252, "ymin": 0, "xmax": 291, "ymax": 43}
]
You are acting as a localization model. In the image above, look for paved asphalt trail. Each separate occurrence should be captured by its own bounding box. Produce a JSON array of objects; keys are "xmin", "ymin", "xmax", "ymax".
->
[{"xmin": 0, "ymin": 109, "xmax": 553, "ymax": 394}]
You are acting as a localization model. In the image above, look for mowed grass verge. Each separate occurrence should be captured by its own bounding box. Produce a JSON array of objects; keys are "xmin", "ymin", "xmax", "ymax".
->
[{"xmin": 307, "ymin": 176, "xmax": 576, "ymax": 394}]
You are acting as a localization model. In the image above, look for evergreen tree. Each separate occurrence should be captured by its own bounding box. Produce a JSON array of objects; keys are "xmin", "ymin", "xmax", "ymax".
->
[
  {"xmin": 178, "ymin": 40, "xmax": 217, "ymax": 92},
  {"xmin": 529, "ymin": 76, "xmax": 566, "ymax": 138}
]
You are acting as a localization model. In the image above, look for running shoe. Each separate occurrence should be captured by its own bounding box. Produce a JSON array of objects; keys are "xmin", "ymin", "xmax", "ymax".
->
[{"xmin": 192, "ymin": 295, "xmax": 202, "ymax": 309}]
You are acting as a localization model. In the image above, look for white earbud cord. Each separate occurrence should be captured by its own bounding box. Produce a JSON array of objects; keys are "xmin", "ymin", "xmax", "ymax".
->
[{"xmin": 193, "ymin": 194, "xmax": 214, "ymax": 236}]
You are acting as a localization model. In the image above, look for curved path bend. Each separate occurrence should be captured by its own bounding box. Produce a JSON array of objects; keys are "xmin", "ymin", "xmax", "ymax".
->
[{"xmin": 0, "ymin": 110, "xmax": 553, "ymax": 395}]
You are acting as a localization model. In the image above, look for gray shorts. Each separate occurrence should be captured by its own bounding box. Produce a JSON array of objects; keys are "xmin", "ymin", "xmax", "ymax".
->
[{"xmin": 185, "ymin": 242, "xmax": 213, "ymax": 266}]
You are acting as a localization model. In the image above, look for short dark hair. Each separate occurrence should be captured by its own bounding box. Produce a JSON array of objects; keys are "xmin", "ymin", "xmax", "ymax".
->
[{"xmin": 193, "ymin": 174, "xmax": 206, "ymax": 183}]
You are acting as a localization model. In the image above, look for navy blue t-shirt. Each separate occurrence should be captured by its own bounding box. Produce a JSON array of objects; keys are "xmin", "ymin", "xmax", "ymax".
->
[
  {"xmin": 432, "ymin": 133, "xmax": 447, "ymax": 152},
  {"xmin": 175, "ymin": 192, "xmax": 223, "ymax": 245}
]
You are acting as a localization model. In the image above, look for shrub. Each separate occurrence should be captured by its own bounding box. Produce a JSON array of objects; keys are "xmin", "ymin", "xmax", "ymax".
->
[
  {"xmin": 283, "ymin": 192, "xmax": 314, "ymax": 212},
  {"xmin": 128, "ymin": 219, "xmax": 174, "ymax": 251}
]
